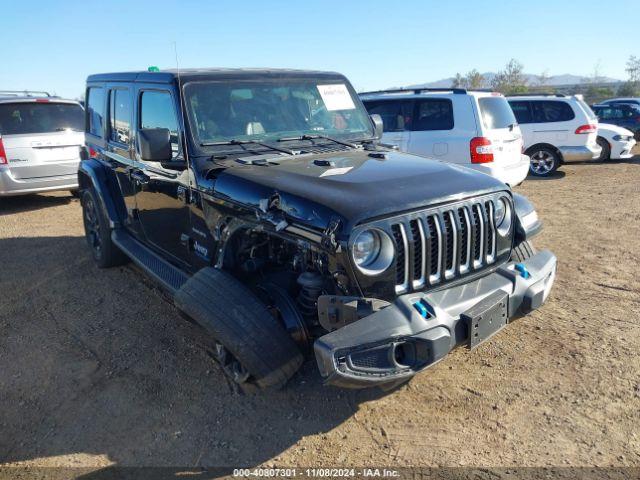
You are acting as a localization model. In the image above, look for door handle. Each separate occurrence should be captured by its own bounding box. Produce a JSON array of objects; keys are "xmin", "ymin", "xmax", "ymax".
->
[{"xmin": 131, "ymin": 170, "xmax": 150, "ymax": 185}]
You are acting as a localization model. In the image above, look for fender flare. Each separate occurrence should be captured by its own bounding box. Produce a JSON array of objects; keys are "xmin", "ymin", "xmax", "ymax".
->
[
  {"xmin": 512, "ymin": 192, "xmax": 543, "ymax": 242},
  {"xmin": 77, "ymin": 159, "xmax": 126, "ymax": 229}
]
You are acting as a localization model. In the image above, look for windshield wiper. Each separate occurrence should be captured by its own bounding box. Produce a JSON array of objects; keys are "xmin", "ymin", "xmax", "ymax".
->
[
  {"xmin": 201, "ymin": 139, "xmax": 295, "ymax": 155},
  {"xmin": 277, "ymin": 134, "xmax": 358, "ymax": 149}
]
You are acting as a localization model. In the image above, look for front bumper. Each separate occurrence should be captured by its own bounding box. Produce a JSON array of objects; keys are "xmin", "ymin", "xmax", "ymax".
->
[
  {"xmin": 611, "ymin": 139, "xmax": 636, "ymax": 159},
  {"xmin": 559, "ymin": 144, "xmax": 601, "ymax": 162},
  {"xmin": 0, "ymin": 168, "xmax": 78, "ymax": 196},
  {"xmin": 314, "ymin": 250, "xmax": 557, "ymax": 389}
]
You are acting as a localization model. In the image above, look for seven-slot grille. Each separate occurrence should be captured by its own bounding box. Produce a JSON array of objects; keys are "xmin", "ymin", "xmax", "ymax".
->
[{"xmin": 392, "ymin": 198, "xmax": 500, "ymax": 294}]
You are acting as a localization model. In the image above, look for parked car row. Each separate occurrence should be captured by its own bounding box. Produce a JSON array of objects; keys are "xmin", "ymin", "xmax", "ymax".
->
[{"xmin": 361, "ymin": 90, "xmax": 638, "ymax": 178}]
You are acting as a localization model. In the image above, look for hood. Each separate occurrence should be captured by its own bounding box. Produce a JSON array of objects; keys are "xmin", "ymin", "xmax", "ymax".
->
[
  {"xmin": 213, "ymin": 149, "xmax": 509, "ymax": 233},
  {"xmin": 598, "ymin": 123, "xmax": 635, "ymax": 137}
]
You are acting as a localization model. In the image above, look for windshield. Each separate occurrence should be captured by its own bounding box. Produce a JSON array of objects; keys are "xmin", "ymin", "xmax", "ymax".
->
[
  {"xmin": 0, "ymin": 102, "xmax": 83, "ymax": 135},
  {"xmin": 184, "ymin": 79, "xmax": 374, "ymax": 146},
  {"xmin": 478, "ymin": 96, "xmax": 517, "ymax": 129}
]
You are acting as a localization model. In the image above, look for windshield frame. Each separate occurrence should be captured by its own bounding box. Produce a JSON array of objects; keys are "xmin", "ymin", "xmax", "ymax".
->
[{"xmin": 181, "ymin": 77, "xmax": 375, "ymax": 156}]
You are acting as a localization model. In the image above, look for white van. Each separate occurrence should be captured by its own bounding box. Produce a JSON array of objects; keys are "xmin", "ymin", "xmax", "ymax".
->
[
  {"xmin": 0, "ymin": 92, "xmax": 84, "ymax": 196},
  {"xmin": 507, "ymin": 94, "xmax": 601, "ymax": 176},
  {"xmin": 360, "ymin": 88, "xmax": 530, "ymax": 186}
]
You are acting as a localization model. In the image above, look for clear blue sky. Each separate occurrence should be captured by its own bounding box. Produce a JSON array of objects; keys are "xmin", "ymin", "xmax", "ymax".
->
[{"xmin": 1, "ymin": 0, "xmax": 636, "ymax": 99}]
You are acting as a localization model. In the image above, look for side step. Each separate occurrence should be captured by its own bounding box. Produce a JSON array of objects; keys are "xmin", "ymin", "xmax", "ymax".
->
[{"xmin": 112, "ymin": 229, "xmax": 189, "ymax": 295}]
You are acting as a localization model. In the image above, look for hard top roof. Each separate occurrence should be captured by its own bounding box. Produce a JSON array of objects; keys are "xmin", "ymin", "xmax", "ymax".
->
[{"xmin": 87, "ymin": 68, "xmax": 346, "ymax": 85}]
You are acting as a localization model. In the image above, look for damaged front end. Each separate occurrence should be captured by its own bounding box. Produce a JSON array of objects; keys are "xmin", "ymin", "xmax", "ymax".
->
[{"xmin": 314, "ymin": 250, "xmax": 557, "ymax": 388}]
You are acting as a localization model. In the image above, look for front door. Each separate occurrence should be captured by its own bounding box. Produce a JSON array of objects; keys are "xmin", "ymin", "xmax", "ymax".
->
[{"xmin": 132, "ymin": 87, "xmax": 192, "ymax": 267}]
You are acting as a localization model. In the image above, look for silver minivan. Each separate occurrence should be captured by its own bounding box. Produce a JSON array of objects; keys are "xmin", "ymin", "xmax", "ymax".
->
[{"xmin": 0, "ymin": 92, "xmax": 84, "ymax": 196}]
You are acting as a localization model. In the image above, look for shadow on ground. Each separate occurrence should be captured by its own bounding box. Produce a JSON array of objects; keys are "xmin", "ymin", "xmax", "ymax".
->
[
  {"xmin": 0, "ymin": 233, "xmax": 387, "ymax": 478},
  {"xmin": 0, "ymin": 192, "xmax": 76, "ymax": 215}
]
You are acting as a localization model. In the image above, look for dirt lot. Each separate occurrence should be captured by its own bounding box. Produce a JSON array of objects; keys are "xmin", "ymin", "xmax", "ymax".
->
[{"xmin": 1, "ymin": 157, "xmax": 639, "ymax": 474}]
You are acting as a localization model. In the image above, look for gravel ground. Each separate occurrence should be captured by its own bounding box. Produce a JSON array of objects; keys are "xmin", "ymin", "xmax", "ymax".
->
[{"xmin": 0, "ymin": 156, "xmax": 639, "ymax": 475}]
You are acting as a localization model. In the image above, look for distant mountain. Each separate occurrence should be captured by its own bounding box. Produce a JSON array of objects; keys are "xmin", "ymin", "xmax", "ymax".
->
[{"xmin": 405, "ymin": 72, "xmax": 622, "ymax": 89}]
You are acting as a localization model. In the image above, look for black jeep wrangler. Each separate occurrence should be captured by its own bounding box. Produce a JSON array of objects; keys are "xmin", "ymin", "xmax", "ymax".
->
[{"xmin": 79, "ymin": 68, "xmax": 556, "ymax": 390}]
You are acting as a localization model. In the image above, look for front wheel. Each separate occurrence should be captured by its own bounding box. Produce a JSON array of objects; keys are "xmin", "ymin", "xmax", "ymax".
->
[
  {"xmin": 595, "ymin": 136, "xmax": 611, "ymax": 161},
  {"xmin": 175, "ymin": 268, "xmax": 304, "ymax": 390},
  {"xmin": 528, "ymin": 147, "xmax": 560, "ymax": 177}
]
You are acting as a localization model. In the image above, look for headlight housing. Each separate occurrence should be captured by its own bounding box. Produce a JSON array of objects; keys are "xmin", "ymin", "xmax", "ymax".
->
[
  {"xmin": 351, "ymin": 229, "xmax": 395, "ymax": 275},
  {"xmin": 494, "ymin": 196, "xmax": 513, "ymax": 236}
]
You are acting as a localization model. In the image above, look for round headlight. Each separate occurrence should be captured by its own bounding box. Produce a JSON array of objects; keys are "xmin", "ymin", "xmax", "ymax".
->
[
  {"xmin": 494, "ymin": 198, "xmax": 507, "ymax": 227},
  {"xmin": 495, "ymin": 197, "xmax": 512, "ymax": 236},
  {"xmin": 352, "ymin": 230, "xmax": 380, "ymax": 267},
  {"xmin": 351, "ymin": 229, "xmax": 395, "ymax": 275}
]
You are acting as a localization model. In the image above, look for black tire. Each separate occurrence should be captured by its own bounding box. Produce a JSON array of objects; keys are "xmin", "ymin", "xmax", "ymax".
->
[
  {"xmin": 174, "ymin": 268, "xmax": 304, "ymax": 390},
  {"xmin": 595, "ymin": 136, "xmax": 611, "ymax": 161},
  {"xmin": 510, "ymin": 239, "xmax": 537, "ymax": 263},
  {"xmin": 69, "ymin": 189, "xmax": 80, "ymax": 198},
  {"xmin": 528, "ymin": 146, "xmax": 560, "ymax": 177},
  {"xmin": 81, "ymin": 188, "xmax": 128, "ymax": 268}
]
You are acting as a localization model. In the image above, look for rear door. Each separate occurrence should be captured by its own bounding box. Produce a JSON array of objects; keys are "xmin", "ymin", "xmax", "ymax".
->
[
  {"xmin": 530, "ymin": 100, "xmax": 576, "ymax": 145},
  {"xmin": 362, "ymin": 99, "xmax": 412, "ymax": 150},
  {"xmin": 0, "ymin": 100, "xmax": 84, "ymax": 180},
  {"xmin": 476, "ymin": 95, "xmax": 523, "ymax": 167},
  {"xmin": 407, "ymin": 96, "xmax": 464, "ymax": 162}
]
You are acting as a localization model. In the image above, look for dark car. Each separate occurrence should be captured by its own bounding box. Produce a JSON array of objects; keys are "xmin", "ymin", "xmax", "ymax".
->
[
  {"xmin": 78, "ymin": 68, "xmax": 557, "ymax": 390},
  {"xmin": 592, "ymin": 103, "xmax": 640, "ymax": 140}
]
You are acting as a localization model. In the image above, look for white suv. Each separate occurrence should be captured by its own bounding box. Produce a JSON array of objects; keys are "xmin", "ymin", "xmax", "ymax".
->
[
  {"xmin": 360, "ymin": 88, "xmax": 530, "ymax": 186},
  {"xmin": 507, "ymin": 94, "xmax": 601, "ymax": 177}
]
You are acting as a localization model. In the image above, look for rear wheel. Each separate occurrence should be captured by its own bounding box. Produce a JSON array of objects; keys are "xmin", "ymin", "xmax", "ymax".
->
[
  {"xmin": 528, "ymin": 147, "xmax": 560, "ymax": 176},
  {"xmin": 81, "ymin": 189, "xmax": 128, "ymax": 268},
  {"xmin": 510, "ymin": 239, "xmax": 537, "ymax": 263},
  {"xmin": 595, "ymin": 136, "xmax": 611, "ymax": 161}
]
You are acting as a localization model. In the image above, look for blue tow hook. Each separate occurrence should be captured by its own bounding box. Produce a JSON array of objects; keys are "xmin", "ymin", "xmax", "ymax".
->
[
  {"xmin": 515, "ymin": 263, "xmax": 530, "ymax": 279},
  {"xmin": 413, "ymin": 299, "xmax": 433, "ymax": 318}
]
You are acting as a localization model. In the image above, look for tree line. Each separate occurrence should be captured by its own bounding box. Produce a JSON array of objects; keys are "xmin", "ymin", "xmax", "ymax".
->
[{"xmin": 451, "ymin": 56, "xmax": 640, "ymax": 104}]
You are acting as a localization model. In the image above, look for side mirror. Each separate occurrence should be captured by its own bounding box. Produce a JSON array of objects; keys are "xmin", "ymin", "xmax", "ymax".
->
[
  {"xmin": 370, "ymin": 114, "xmax": 384, "ymax": 139},
  {"xmin": 138, "ymin": 128, "xmax": 172, "ymax": 162}
]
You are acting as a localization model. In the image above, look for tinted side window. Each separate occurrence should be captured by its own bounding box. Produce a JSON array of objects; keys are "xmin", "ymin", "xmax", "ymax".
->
[
  {"xmin": 109, "ymin": 89, "xmax": 131, "ymax": 144},
  {"xmin": 509, "ymin": 101, "xmax": 533, "ymax": 124},
  {"xmin": 597, "ymin": 107, "xmax": 620, "ymax": 120},
  {"xmin": 140, "ymin": 91, "xmax": 179, "ymax": 155},
  {"xmin": 363, "ymin": 100, "xmax": 412, "ymax": 132},
  {"xmin": 531, "ymin": 101, "xmax": 575, "ymax": 123},
  {"xmin": 412, "ymin": 99, "xmax": 454, "ymax": 131},
  {"xmin": 87, "ymin": 87, "xmax": 105, "ymax": 137}
]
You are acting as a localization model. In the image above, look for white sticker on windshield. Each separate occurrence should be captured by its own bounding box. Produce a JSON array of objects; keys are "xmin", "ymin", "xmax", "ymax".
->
[
  {"xmin": 320, "ymin": 166, "xmax": 353, "ymax": 177},
  {"xmin": 317, "ymin": 84, "xmax": 356, "ymax": 111}
]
